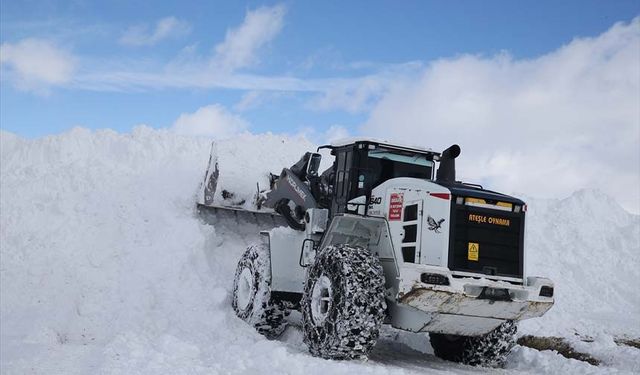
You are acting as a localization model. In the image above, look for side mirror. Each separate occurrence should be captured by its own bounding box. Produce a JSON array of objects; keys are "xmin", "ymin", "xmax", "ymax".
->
[{"xmin": 306, "ymin": 153, "xmax": 322, "ymax": 178}]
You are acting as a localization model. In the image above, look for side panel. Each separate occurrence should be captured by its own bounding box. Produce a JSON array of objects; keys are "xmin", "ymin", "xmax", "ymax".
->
[
  {"xmin": 421, "ymin": 194, "xmax": 451, "ymax": 266},
  {"xmin": 268, "ymin": 227, "xmax": 307, "ymax": 293},
  {"xmin": 370, "ymin": 179, "xmax": 452, "ymax": 268}
]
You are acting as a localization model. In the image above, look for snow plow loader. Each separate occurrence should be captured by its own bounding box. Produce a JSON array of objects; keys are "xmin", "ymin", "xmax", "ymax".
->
[{"xmin": 197, "ymin": 138, "xmax": 555, "ymax": 367}]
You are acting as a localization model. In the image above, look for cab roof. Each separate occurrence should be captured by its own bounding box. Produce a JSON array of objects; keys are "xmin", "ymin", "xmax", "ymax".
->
[{"xmin": 324, "ymin": 137, "xmax": 439, "ymax": 156}]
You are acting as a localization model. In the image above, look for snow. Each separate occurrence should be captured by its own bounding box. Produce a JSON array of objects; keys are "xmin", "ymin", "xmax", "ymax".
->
[
  {"xmin": 1, "ymin": 127, "xmax": 639, "ymax": 374},
  {"xmin": 521, "ymin": 190, "xmax": 640, "ymax": 338}
]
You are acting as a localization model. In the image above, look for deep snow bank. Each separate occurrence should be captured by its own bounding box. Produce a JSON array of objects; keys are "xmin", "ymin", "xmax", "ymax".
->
[
  {"xmin": 1, "ymin": 127, "xmax": 638, "ymax": 374},
  {"xmin": 0, "ymin": 127, "xmax": 314, "ymax": 374},
  {"xmin": 521, "ymin": 190, "xmax": 640, "ymax": 337}
]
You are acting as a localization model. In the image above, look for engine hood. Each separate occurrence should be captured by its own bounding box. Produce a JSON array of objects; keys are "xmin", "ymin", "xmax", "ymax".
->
[{"xmin": 434, "ymin": 182, "xmax": 525, "ymax": 206}]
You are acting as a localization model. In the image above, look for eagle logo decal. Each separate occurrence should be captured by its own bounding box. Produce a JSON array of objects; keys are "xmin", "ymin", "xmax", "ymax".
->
[{"xmin": 427, "ymin": 215, "xmax": 445, "ymax": 233}]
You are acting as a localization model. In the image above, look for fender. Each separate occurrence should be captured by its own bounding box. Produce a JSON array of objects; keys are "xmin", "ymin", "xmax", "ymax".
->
[{"xmin": 319, "ymin": 214, "xmax": 400, "ymax": 291}]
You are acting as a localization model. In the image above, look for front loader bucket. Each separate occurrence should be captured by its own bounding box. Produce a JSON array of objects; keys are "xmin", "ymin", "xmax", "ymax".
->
[
  {"xmin": 196, "ymin": 140, "xmax": 288, "ymax": 231},
  {"xmin": 197, "ymin": 204, "xmax": 288, "ymax": 231}
]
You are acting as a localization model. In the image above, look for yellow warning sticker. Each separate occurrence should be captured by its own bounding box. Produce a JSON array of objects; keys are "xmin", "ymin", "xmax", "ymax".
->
[{"xmin": 468, "ymin": 242, "xmax": 479, "ymax": 261}]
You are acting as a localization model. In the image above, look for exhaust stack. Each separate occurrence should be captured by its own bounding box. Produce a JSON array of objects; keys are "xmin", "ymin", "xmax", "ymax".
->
[{"xmin": 436, "ymin": 144, "xmax": 461, "ymax": 183}]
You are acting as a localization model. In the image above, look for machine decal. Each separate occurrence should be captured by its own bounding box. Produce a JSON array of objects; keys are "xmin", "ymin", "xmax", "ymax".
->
[
  {"xmin": 426, "ymin": 216, "xmax": 445, "ymax": 233},
  {"xmin": 468, "ymin": 213, "xmax": 510, "ymax": 227},
  {"xmin": 468, "ymin": 242, "xmax": 479, "ymax": 261},
  {"xmin": 286, "ymin": 174, "xmax": 307, "ymax": 201},
  {"xmin": 388, "ymin": 193, "xmax": 403, "ymax": 220}
]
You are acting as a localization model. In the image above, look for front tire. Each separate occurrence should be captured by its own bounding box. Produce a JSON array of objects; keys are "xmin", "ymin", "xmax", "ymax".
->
[
  {"xmin": 231, "ymin": 243, "xmax": 287, "ymax": 339},
  {"xmin": 429, "ymin": 321, "xmax": 517, "ymax": 367},
  {"xmin": 301, "ymin": 244, "xmax": 387, "ymax": 359}
]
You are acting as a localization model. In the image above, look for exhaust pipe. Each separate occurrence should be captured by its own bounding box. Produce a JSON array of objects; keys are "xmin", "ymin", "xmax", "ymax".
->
[{"xmin": 436, "ymin": 144, "xmax": 461, "ymax": 183}]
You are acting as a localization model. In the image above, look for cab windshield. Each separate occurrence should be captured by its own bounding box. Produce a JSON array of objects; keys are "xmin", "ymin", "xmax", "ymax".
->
[{"xmin": 367, "ymin": 148, "xmax": 434, "ymax": 188}]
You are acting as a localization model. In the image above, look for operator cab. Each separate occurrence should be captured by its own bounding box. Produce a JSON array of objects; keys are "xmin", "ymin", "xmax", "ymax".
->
[{"xmin": 318, "ymin": 138, "xmax": 440, "ymax": 216}]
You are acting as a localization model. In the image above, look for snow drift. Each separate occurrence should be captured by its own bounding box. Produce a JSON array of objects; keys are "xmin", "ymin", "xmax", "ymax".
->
[{"xmin": 1, "ymin": 127, "xmax": 638, "ymax": 374}]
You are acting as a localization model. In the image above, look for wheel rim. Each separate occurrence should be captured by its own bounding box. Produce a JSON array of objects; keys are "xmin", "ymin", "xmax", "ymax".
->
[
  {"xmin": 310, "ymin": 275, "xmax": 333, "ymax": 326},
  {"xmin": 236, "ymin": 267, "xmax": 254, "ymax": 311}
]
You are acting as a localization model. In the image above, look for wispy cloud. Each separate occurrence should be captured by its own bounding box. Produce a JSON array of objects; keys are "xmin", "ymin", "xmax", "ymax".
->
[
  {"xmin": 234, "ymin": 90, "xmax": 264, "ymax": 111},
  {"xmin": 361, "ymin": 17, "xmax": 640, "ymax": 213},
  {"xmin": 297, "ymin": 46, "xmax": 382, "ymax": 73},
  {"xmin": 71, "ymin": 5, "xmax": 300, "ymax": 92},
  {"xmin": 211, "ymin": 4, "xmax": 286, "ymax": 72},
  {"xmin": 303, "ymin": 62, "xmax": 423, "ymax": 113},
  {"xmin": 234, "ymin": 90, "xmax": 291, "ymax": 112},
  {"xmin": 119, "ymin": 17, "xmax": 191, "ymax": 46},
  {"xmin": 4, "ymin": 3, "xmax": 412, "ymax": 110},
  {"xmin": 68, "ymin": 68, "xmax": 417, "ymax": 115},
  {"xmin": 0, "ymin": 38, "xmax": 76, "ymax": 93},
  {"xmin": 1, "ymin": 18, "xmax": 111, "ymax": 44}
]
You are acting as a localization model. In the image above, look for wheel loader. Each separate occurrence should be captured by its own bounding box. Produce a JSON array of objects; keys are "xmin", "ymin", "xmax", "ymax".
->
[{"xmin": 197, "ymin": 138, "xmax": 555, "ymax": 367}]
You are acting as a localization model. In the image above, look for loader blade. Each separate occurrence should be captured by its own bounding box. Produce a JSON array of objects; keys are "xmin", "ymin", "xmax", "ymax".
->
[{"xmin": 196, "ymin": 203, "xmax": 288, "ymax": 231}]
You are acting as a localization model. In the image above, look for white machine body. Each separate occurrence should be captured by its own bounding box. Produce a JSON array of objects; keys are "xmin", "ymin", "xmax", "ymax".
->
[{"xmin": 266, "ymin": 176, "xmax": 554, "ymax": 336}]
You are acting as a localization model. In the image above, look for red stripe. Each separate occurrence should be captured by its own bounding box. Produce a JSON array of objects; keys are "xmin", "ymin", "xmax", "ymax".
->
[{"xmin": 430, "ymin": 193, "xmax": 450, "ymax": 200}]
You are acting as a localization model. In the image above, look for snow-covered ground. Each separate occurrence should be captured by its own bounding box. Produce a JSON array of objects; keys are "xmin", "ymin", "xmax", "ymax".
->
[{"xmin": 1, "ymin": 128, "xmax": 639, "ymax": 374}]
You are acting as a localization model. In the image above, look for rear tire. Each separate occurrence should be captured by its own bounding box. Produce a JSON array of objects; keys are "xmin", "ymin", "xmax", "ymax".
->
[
  {"xmin": 231, "ymin": 243, "xmax": 287, "ymax": 339},
  {"xmin": 429, "ymin": 321, "xmax": 517, "ymax": 367},
  {"xmin": 301, "ymin": 244, "xmax": 387, "ymax": 359}
]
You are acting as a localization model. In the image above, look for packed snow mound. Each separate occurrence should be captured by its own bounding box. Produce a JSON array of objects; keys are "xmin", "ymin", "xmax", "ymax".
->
[
  {"xmin": 521, "ymin": 189, "xmax": 640, "ymax": 337},
  {"xmin": 0, "ymin": 127, "xmax": 313, "ymax": 374},
  {"xmin": 1, "ymin": 127, "xmax": 639, "ymax": 374}
]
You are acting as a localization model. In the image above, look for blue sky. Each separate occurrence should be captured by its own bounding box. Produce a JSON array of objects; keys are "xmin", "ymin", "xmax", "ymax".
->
[
  {"xmin": 1, "ymin": 1, "xmax": 638, "ymax": 138},
  {"xmin": 1, "ymin": 1, "xmax": 639, "ymax": 212}
]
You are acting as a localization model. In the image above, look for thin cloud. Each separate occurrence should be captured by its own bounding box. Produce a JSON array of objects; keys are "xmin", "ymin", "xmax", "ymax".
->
[
  {"xmin": 48, "ymin": 3, "xmax": 413, "ymax": 105},
  {"xmin": 234, "ymin": 90, "xmax": 264, "ymax": 111},
  {"xmin": 0, "ymin": 38, "xmax": 76, "ymax": 93},
  {"xmin": 304, "ymin": 62, "xmax": 423, "ymax": 113},
  {"xmin": 120, "ymin": 17, "xmax": 191, "ymax": 46},
  {"xmin": 211, "ymin": 4, "xmax": 286, "ymax": 72},
  {"xmin": 68, "ymin": 63, "xmax": 419, "ymax": 109},
  {"xmin": 71, "ymin": 4, "xmax": 298, "ymax": 92},
  {"xmin": 361, "ymin": 17, "xmax": 640, "ymax": 213},
  {"xmin": 234, "ymin": 90, "xmax": 293, "ymax": 111},
  {"xmin": 306, "ymin": 76, "xmax": 390, "ymax": 114}
]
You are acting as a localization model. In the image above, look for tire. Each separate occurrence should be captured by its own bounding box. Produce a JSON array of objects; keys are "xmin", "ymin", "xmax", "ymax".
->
[
  {"xmin": 231, "ymin": 243, "xmax": 287, "ymax": 339},
  {"xmin": 301, "ymin": 244, "xmax": 387, "ymax": 360},
  {"xmin": 429, "ymin": 321, "xmax": 517, "ymax": 367}
]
